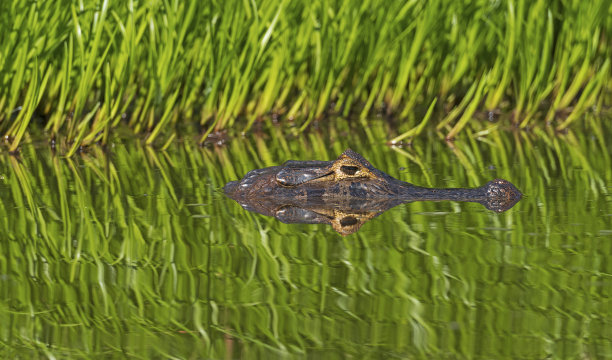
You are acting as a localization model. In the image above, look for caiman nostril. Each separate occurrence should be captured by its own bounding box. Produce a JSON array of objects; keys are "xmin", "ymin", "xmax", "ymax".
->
[{"xmin": 340, "ymin": 165, "xmax": 359, "ymax": 175}]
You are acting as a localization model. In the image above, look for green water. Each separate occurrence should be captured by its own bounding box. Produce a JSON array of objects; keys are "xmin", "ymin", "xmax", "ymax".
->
[{"xmin": 0, "ymin": 120, "xmax": 611, "ymax": 359}]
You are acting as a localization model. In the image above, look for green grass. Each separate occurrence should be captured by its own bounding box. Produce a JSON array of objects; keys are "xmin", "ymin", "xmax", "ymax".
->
[{"xmin": 0, "ymin": 0, "xmax": 611, "ymax": 152}]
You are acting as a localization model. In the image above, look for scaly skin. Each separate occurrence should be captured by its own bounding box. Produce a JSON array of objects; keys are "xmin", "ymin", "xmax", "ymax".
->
[{"xmin": 224, "ymin": 149, "xmax": 522, "ymax": 213}]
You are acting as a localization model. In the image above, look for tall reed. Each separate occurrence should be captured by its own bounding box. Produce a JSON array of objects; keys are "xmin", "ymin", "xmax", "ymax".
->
[{"xmin": 0, "ymin": 0, "xmax": 610, "ymax": 152}]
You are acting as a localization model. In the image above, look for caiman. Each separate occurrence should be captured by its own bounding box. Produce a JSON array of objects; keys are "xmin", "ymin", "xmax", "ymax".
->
[{"xmin": 224, "ymin": 149, "xmax": 522, "ymax": 235}]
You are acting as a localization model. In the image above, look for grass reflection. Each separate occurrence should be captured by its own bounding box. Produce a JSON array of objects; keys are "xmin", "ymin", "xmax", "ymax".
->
[{"xmin": 0, "ymin": 123, "xmax": 610, "ymax": 358}]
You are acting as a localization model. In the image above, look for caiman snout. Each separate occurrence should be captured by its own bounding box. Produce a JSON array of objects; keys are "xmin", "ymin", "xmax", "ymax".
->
[
  {"xmin": 484, "ymin": 179, "xmax": 522, "ymax": 199},
  {"xmin": 481, "ymin": 179, "xmax": 523, "ymax": 213}
]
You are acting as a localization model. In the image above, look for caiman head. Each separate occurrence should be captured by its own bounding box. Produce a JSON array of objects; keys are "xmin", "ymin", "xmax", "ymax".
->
[
  {"xmin": 223, "ymin": 149, "xmax": 407, "ymax": 200},
  {"xmin": 224, "ymin": 149, "xmax": 523, "ymax": 235}
]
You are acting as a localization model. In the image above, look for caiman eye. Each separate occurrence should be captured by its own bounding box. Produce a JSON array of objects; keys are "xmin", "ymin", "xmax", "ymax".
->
[
  {"xmin": 340, "ymin": 165, "xmax": 359, "ymax": 175},
  {"xmin": 339, "ymin": 216, "xmax": 358, "ymax": 226}
]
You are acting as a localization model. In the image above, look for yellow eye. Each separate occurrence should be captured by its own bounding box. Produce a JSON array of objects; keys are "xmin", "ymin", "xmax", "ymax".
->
[{"xmin": 340, "ymin": 165, "xmax": 359, "ymax": 175}]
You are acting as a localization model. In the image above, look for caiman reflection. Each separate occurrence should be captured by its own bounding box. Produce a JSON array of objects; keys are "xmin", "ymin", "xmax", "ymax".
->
[{"xmin": 224, "ymin": 149, "xmax": 522, "ymax": 235}]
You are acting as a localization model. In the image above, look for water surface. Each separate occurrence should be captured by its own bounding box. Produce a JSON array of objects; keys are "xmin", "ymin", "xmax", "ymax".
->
[{"xmin": 0, "ymin": 121, "xmax": 611, "ymax": 358}]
